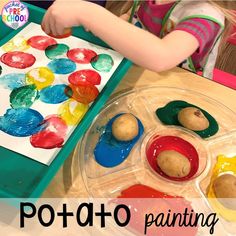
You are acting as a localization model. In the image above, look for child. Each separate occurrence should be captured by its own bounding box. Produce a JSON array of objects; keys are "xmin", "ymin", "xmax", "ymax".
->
[{"xmin": 42, "ymin": 0, "xmax": 236, "ymax": 79}]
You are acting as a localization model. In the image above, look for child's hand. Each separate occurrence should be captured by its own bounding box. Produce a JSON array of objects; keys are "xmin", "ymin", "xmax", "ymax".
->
[{"xmin": 41, "ymin": 1, "xmax": 83, "ymax": 36}]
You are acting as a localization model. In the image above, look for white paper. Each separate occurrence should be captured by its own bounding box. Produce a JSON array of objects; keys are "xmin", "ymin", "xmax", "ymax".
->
[{"xmin": 0, "ymin": 22, "xmax": 124, "ymax": 165}]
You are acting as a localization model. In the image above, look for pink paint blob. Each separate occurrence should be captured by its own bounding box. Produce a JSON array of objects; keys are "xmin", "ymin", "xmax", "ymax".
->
[
  {"xmin": 0, "ymin": 51, "xmax": 36, "ymax": 69},
  {"xmin": 146, "ymin": 135, "xmax": 199, "ymax": 181},
  {"xmin": 30, "ymin": 115, "xmax": 67, "ymax": 149},
  {"xmin": 27, "ymin": 36, "xmax": 57, "ymax": 50},
  {"xmin": 68, "ymin": 69, "xmax": 101, "ymax": 86},
  {"xmin": 67, "ymin": 48, "xmax": 97, "ymax": 63}
]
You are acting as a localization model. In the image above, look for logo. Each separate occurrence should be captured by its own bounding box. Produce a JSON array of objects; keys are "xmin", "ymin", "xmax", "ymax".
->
[{"xmin": 1, "ymin": 1, "xmax": 29, "ymax": 29}]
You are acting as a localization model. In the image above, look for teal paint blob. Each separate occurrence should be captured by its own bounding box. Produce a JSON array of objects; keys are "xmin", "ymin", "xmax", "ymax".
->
[
  {"xmin": 91, "ymin": 54, "xmax": 114, "ymax": 72},
  {"xmin": 10, "ymin": 85, "xmax": 39, "ymax": 108},
  {"xmin": 0, "ymin": 108, "xmax": 44, "ymax": 137},
  {"xmin": 0, "ymin": 73, "xmax": 26, "ymax": 90},
  {"xmin": 45, "ymin": 44, "xmax": 69, "ymax": 60},
  {"xmin": 47, "ymin": 58, "xmax": 76, "ymax": 74},
  {"xmin": 39, "ymin": 84, "xmax": 70, "ymax": 104}
]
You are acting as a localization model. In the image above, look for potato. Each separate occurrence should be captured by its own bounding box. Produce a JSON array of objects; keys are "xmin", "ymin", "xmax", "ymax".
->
[
  {"xmin": 178, "ymin": 107, "xmax": 209, "ymax": 131},
  {"xmin": 213, "ymin": 174, "xmax": 236, "ymax": 210},
  {"xmin": 157, "ymin": 150, "xmax": 191, "ymax": 178},
  {"xmin": 112, "ymin": 113, "xmax": 139, "ymax": 141}
]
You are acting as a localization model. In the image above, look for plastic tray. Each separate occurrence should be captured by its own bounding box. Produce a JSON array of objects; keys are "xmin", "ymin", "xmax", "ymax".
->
[
  {"xmin": 78, "ymin": 86, "xmax": 236, "ymax": 235},
  {"xmin": 0, "ymin": 3, "xmax": 131, "ymax": 199}
]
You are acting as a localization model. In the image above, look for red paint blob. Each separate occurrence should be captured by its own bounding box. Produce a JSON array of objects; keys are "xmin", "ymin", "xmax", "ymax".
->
[
  {"xmin": 115, "ymin": 184, "xmax": 197, "ymax": 236},
  {"xmin": 27, "ymin": 36, "xmax": 57, "ymax": 50},
  {"xmin": 67, "ymin": 48, "xmax": 97, "ymax": 64},
  {"xmin": 68, "ymin": 69, "xmax": 101, "ymax": 86},
  {"xmin": 146, "ymin": 136, "xmax": 199, "ymax": 181},
  {"xmin": 0, "ymin": 51, "xmax": 36, "ymax": 69},
  {"xmin": 30, "ymin": 115, "xmax": 67, "ymax": 149},
  {"xmin": 41, "ymin": 25, "xmax": 72, "ymax": 39},
  {"xmin": 66, "ymin": 84, "xmax": 99, "ymax": 104}
]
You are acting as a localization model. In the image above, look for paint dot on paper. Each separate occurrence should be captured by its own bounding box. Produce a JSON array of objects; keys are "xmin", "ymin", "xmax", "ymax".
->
[
  {"xmin": 39, "ymin": 84, "xmax": 70, "ymax": 104},
  {"xmin": 0, "ymin": 51, "xmax": 36, "ymax": 69},
  {"xmin": 10, "ymin": 84, "xmax": 39, "ymax": 109},
  {"xmin": 91, "ymin": 54, "xmax": 114, "ymax": 72},
  {"xmin": 30, "ymin": 115, "xmax": 68, "ymax": 149},
  {"xmin": 47, "ymin": 58, "xmax": 76, "ymax": 74},
  {"xmin": 27, "ymin": 35, "xmax": 57, "ymax": 50},
  {"xmin": 66, "ymin": 84, "xmax": 99, "ymax": 104},
  {"xmin": 68, "ymin": 69, "xmax": 101, "ymax": 86},
  {"xmin": 0, "ymin": 73, "xmax": 26, "ymax": 90},
  {"xmin": 2, "ymin": 36, "xmax": 30, "ymax": 52},
  {"xmin": 0, "ymin": 108, "xmax": 44, "ymax": 137},
  {"xmin": 58, "ymin": 99, "xmax": 89, "ymax": 125},
  {"xmin": 45, "ymin": 43, "xmax": 70, "ymax": 60},
  {"xmin": 67, "ymin": 48, "xmax": 97, "ymax": 64},
  {"xmin": 26, "ymin": 67, "xmax": 55, "ymax": 90},
  {"xmin": 94, "ymin": 114, "xmax": 144, "ymax": 168}
]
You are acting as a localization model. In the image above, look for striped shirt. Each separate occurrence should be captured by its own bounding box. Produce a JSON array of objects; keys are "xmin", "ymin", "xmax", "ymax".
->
[{"xmin": 137, "ymin": 0, "xmax": 221, "ymax": 69}]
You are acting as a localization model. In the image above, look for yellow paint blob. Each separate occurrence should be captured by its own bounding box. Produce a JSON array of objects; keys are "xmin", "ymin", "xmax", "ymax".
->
[
  {"xmin": 2, "ymin": 36, "xmax": 30, "ymax": 52},
  {"xmin": 58, "ymin": 99, "xmax": 89, "ymax": 125},
  {"xmin": 207, "ymin": 155, "xmax": 236, "ymax": 221},
  {"xmin": 26, "ymin": 67, "xmax": 55, "ymax": 90}
]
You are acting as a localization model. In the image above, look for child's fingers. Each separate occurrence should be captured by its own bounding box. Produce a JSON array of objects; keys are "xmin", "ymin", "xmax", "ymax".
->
[
  {"xmin": 55, "ymin": 22, "xmax": 64, "ymax": 36},
  {"xmin": 49, "ymin": 16, "xmax": 57, "ymax": 36},
  {"xmin": 42, "ymin": 12, "xmax": 51, "ymax": 35}
]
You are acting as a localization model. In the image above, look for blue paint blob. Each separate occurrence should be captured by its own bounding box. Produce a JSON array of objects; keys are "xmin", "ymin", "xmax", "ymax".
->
[
  {"xmin": 0, "ymin": 108, "xmax": 44, "ymax": 137},
  {"xmin": 0, "ymin": 73, "xmax": 26, "ymax": 90},
  {"xmin": 47, "ymin": 58, "xmax": 76, "ymax": 74},
  {"xmin": 94, "ymin": 114, "xmax": 144, "ymax": 168},
  {"xmin": 39, "ymin": 84, "xmax": 70, "ymax": 104}
]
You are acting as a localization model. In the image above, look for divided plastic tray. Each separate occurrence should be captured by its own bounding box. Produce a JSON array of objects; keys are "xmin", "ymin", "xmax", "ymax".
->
[{"xmin": 78, "ymin": 86, "xmax": 236, "ymax": 235}]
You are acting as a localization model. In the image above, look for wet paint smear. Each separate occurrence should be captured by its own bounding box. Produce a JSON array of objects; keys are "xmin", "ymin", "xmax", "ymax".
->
[
  {"xmin": 39, "ymin": 84, "xmax": 70, "ymax": 104},
  {"xmin": 66, "ymin": 84, "xmax": 99, "ymax": 104},
  {"xmin": 94, "ymin": 113, "xmax": 144, "ymax": 168},
  {"xmin": 0, "ymin": 108, "xmax": 44, "ymax": 137},
  {"xmin": 26, "ymin": 67, "xmax": 55, "ymax": 90},
  {"xmin": 0, "ymin": 73, "xmax": 26, "ymax": 89},
  {"xmin": 27, "ymin": 35, "xmax": 57, "ymax": 50},
  {"xmin": 67, "ymin": 48, "xmax": 97, "ymax": 64},
  {"xmin": 91, "ymin": 54, "xmax": 114, "ymax": 72},
  {"xmin": 58, "ymin": 99, "xmax": 89, "ymax": 125},
  {"xmin": 47, "ymin": 58, "xmax": 76, "ymax": 74},
  {"xmin": 68, "ymin": 69, "xmax": 101, "ymax": 86},
  {"xmin": 30, "ymin": 115, "xmax": 68, "ymax": 149},
  {"xmin": 10, "ymin": 84, "xmax": 39, "ymax": 109},
  {"xmin": 146, "ymin": 135, "xmax": 199, "ymax": 182},
  {"xmin": 2, "ymin": 36, "xmax": 30, "ymax": 52},
  {"xmin": 0, "ymin": 51, "xmax": 36, "ymax": 69},
  {"xmin": 115, "ymin": 184, "xmax": 197, "ymax": 236},
  {"xmin": 156, "ymin": 100, "xmax": 219, "ymax": 138},
  {"xmin": 45, "ymin": 43, "xmax": 69, "ymax": 60}
]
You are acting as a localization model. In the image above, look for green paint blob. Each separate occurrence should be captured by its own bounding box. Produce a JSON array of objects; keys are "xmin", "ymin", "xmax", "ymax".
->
[
  {"xmin": 91, "ymin": 54, "xmax": 114, "ymax": 72},
  {"xmin": 45, "ymin": 43, "xmax": 69, "ymax": 59},
  {"xmin": 156, "ymin": 100, "xmax": 219, "ymax": 138},
  {"xmin": 10, "ymin": 85, "xmax": 39, "ymax": 108}
]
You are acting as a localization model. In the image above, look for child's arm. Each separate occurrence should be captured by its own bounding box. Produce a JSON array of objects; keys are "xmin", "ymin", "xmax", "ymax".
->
[{"xmin": 42, "ymin": 1, "xmax": 199, "ymax": 72}]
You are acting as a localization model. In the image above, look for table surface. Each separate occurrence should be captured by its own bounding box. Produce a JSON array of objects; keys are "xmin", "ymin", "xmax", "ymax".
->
[{"xmin": 41, "ymin": 65, "xmax": 236, "ymax": 198}]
